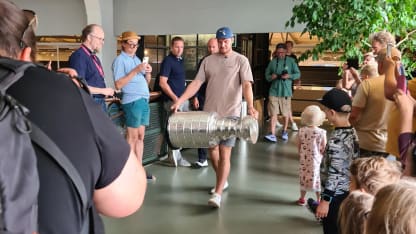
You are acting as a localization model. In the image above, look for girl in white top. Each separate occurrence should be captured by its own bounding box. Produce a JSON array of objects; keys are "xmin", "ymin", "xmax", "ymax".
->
[{"xmin": 296, "ymin": 105, "xmax": 327, "ymax": 205}]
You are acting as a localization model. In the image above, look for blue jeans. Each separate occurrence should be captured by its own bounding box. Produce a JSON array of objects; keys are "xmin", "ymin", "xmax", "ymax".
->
[{"xmin": 93, "ymin": 97, "xmax": 107, "ymax": 113}]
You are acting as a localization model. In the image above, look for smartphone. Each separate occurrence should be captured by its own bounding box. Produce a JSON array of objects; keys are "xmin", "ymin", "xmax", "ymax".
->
[
  {"xmin": 142, "ymin": 56, "xmax": 149, "ymax": 64},
  {"xmin": 346, "ymin": 58, "xmax": 359, "ymax": 70},
  {"xmin": 386, "ymin": 43, "xmax": 393, "ymax": 58},
  {"xmin": 397, "ymin": 64, "xmax": 407, "ymax": 93}
]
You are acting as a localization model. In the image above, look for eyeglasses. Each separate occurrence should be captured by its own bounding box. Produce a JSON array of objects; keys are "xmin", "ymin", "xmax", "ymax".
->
[
  {"xmin": 89, "ymin": 34, "xmax": 105, "ymax": 42},
  {"xmin": 126, "ymin": 42, "xmax": 138, "ymax": 48},
  {"xmin": 20, "ymin": 9, "xmax": 38, "ymax": 49}
]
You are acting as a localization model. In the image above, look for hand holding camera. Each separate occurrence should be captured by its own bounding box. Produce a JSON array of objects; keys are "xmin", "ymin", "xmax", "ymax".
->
[{"xmin": 280, "ymin": 70, "xmax": 289, "ymax": 79}]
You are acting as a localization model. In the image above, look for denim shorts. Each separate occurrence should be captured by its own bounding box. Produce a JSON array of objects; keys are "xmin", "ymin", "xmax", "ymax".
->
[
  {"xmin": 122, "ymin": 98, "xmax": 149, "ymax": 128},
  {"xmin": 219, "ymin": 137, "xmax": 236, "ymax": 147}
]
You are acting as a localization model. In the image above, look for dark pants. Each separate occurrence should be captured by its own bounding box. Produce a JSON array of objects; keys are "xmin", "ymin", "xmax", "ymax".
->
[
  {"xmin": 322, "ymin": 192, "xmax": 348, "ymax": 234},
  {"xmin": 198, "ymin": 148, "xmax": 207, "ymax": 162}
]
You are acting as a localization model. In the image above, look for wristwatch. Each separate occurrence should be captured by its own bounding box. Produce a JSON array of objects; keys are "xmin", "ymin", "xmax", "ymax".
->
[{"xmin": 321, "ymin": 193, "xmax": 333, "ymax": 203}]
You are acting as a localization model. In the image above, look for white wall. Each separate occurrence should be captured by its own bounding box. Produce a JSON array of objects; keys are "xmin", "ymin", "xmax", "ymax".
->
[
  {"xmin": 114, "ymin": 0, "xmax": 303, "ymax": 35},
  {"xmin": 11, "ymin": 0, "xmax": 305, "ymax": 88},
  {"xmin": 11, "ymin": 0, "xmax": 86, "ymax": 35}
]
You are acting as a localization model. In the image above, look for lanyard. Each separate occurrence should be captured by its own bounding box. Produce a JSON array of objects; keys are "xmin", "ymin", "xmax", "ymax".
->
[
  {"xmin": 275, "ymin": 56, "xmax": 287, "ymax": 73},
  {"xmin": 81, "ymin": 45, "xmax": 104, "ymax": 78}
]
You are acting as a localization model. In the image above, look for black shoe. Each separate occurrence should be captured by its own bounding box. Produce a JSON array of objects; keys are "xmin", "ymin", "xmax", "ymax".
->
[
  {"xmin": 307, "ymin": 198, "xmax": 322, "ymax": 223},
  {"xmin": 146, "ymin": 171, "xmax": 156, "ymax": 181},
  {"xmin": 307, "ymin": 198, "xmax": 319, "ymax": 214}
]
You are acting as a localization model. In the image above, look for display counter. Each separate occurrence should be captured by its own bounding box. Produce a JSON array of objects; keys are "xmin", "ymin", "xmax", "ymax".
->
[
  {"xmin": 106, "ymin": 91, "xmax": 166, "ymax": 165},
  {"xmin": 292, "ymin": 86, "xmax": 333, "ymax": 115}
]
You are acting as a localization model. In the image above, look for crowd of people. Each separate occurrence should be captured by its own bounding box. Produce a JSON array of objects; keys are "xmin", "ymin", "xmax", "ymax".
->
[
  {"xmin": 293, "ymin": 30, "xmax": 416, "ymax": 234},
  {"xmin": 2, "ymin": 0, "xmax": 416, "ymax": 233}
]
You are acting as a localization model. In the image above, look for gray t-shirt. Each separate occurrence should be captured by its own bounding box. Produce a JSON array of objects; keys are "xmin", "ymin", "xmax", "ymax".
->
[{"xmin": 195, "ymin": 51, "xmax": 253, "ymax": 117}]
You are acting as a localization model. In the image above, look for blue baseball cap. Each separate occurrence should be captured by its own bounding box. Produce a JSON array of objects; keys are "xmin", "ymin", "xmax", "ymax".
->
[{"xmin": 216, "ymin": 27, "xmax": 233, "ymax": 39}]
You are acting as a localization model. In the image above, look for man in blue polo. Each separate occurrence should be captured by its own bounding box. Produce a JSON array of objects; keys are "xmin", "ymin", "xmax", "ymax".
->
[
  {"xmin": 69, "ymin": 24, "xmax": 115, "ymax": 112},
  {"xmin": 159, "ymin": 36, "xmax": 191, "ymax": 167}
]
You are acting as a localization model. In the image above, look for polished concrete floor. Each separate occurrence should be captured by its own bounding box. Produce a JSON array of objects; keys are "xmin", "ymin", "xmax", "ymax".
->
[{"xmin": 102, "ymin": 124, "xmax": 323, "ymax": 234}]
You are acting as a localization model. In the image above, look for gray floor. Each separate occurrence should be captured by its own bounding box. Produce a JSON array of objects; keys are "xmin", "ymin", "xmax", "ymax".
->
[{"xmin": 102, "ymin": 126, "xmax": 323, "ymax": 234}]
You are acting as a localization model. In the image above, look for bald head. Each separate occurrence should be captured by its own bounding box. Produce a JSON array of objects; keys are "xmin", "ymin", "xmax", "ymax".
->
[{"xmin": 207, "ymin": 38, "xmax": 219, "ymax": 55}]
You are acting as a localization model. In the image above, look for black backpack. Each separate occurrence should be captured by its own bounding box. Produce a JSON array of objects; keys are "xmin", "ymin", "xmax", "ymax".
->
[{"xmin": 0, "ymin": 58, "xmax": 90, "ymax": 234}]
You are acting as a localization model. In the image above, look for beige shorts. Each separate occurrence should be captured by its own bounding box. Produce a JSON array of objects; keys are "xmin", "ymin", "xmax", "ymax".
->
[{"xmin": 268, "ymin": 96, "xmax": 291, "ymax": 116}]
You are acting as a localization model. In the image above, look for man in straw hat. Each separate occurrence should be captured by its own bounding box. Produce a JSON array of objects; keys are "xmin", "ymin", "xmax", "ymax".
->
[{"xmin": 112, "ymin": 31, "xmax": 155, "ymax": 180}]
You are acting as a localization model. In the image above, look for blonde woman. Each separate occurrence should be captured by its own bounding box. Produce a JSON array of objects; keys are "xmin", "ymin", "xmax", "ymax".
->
[
  {"xmin": 366, "ymin": 179, "xmax": 416, "ymax": 234},
  {"xmin": 296, "ymin": 105, "xmax": 327, "ymax": 205},
  {"xmin": 338, "ymin": 191, "xmax": 374, "ymax": 234}
]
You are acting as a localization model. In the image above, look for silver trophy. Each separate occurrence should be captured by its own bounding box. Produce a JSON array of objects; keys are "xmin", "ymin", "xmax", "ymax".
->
[{"xmin": 167, "ymin": 111, "xmax": 258, "ymax": 148}]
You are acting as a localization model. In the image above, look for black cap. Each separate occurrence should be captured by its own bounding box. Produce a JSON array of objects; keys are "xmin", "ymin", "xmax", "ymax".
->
[{"xmin": 320, "ymin": 88, "xmax": 352, "ymax": 113}]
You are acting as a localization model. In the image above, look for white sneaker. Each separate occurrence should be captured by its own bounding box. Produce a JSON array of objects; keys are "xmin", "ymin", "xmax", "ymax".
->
[
  {"xmin": 192, "ymin": 160, "xmax": 208, "ymax": 168},
  {"xmin": 208, "ymin": 193, "xmax": 222, "ymax": 208},
  {"xmin": 210, "ymin": 181, "xmax": 229, "ymax": 194},
  {"xmin": 291, "ymin": 122, "xmax": 299, "ymax": 131},
  {"xmin": 264, "ymin": 134, "xmax": 277, "ymax": 142},
  {"xmin": 177, "ymin": 158, "xmax": 191, "ymax": 167},
  {"xmin": 276, "ymin": 121, "xmax": 283, "ymax": 128},
  {"xmin": 172, "ymin": 150, "xmax": 181, "ymax": 167}
]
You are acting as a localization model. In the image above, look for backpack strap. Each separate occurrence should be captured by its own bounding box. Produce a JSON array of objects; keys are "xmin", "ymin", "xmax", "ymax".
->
[
  {"xmin": 29, "ymin": 122, "xmax": 90, "ymax": 234},
  {"xmin": 0, "ymin": 58, "xmax": 35, "ymax": 94}
]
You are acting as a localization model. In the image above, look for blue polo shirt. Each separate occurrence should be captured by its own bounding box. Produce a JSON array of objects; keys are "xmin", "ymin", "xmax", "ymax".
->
[
  {"xmin": 112, "ymin": 51, "xmax": 149, "ymax": 104},
  {"xmin": 69, "ymin": 45, "xmax": 106, "ymax": 97},
  {"xmin": 159, "ymin": 53, "xmax": 186, "ymax": 101}
]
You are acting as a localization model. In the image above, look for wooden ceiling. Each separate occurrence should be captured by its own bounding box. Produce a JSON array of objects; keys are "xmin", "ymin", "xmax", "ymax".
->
[{"xmin": 269, "ymin": 32, "xmax": 320, "ymax": 47}]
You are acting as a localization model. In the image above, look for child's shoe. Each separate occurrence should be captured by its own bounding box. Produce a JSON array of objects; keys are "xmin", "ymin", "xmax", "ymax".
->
[
  {"xmin": 297, "ymin": 198, "xmax": 306, "ymax": 206},
  {"xmin": 281, "ymin": 131, "xmax": 289, "ymax": 141}
]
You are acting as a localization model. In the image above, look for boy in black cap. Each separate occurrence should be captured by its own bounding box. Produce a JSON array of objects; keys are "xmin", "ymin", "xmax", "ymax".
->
[{"xmin": 313, "ymin": 88, "xmax": 359, "ymax": 234}]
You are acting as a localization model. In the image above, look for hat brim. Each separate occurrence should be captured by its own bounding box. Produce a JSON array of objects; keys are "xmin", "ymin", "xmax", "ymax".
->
[{"xmin": 122, "ymin": 36, "xmax": 141, "ymax": 41}]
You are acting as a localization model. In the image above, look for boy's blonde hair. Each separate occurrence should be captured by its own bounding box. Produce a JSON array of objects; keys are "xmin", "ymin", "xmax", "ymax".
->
[
  {"xmin": 301, "ymin": 105, "xmax": 325, "ymax": 127},
  {"xmin": 350, "ymin": 157, "xmax": 402, "ymax": 195},
  {"xmin": 366, "ymin": 178, "xmax": 416, "ymax": 234},
  {"xmin": 339, "ymin": 191, "xmax": 374, "ymax": 234}
]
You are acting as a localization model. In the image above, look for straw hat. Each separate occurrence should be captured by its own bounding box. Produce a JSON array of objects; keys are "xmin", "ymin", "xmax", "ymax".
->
[{"xmin": 121, "ymin": 31, "xmax": 140, "ymax": 41}]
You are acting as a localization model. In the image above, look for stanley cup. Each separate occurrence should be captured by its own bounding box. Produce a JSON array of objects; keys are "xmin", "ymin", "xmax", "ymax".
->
[{"xmin": 167, "ymin": 111, "xmax": 258, "ymax": 148}]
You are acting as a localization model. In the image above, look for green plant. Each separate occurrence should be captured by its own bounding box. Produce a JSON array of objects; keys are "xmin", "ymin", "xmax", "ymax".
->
[{"xmin": 286, "ymin": 0, "xmax": 416, "ymax": 75}]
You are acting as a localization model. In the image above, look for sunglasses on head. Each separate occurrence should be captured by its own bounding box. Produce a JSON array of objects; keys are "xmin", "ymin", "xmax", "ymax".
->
[{"xmin": 20, "ymin": 9, "xmax": 38, "ymax": 48}]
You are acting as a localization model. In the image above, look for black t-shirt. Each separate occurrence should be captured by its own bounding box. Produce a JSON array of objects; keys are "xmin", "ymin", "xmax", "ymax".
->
[{"xmin": 7, "ymin": 65, "xmax": 130, "ymax": 233}]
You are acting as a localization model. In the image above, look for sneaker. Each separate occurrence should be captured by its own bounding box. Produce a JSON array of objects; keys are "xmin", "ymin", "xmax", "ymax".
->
[
  {"xmin": 297, "ymin": 198, "xmax": 306, "ymax": 206},
  {"xmin": 210, "ymin": 181, "xmax": 229, "ymax": 194},
  {"xmin": 146, "ymin": 172, "xmax": 156, "ymax": 182},
  {"xmin": 170, "ymin": 150, "xmax": 180, "ymax": 167},
  {"xmin": 281, "ymin": 131, "xmax": 289, "ymax": 141},
  {"xmin": 291, "ymin": 122, "xmax": 299, "ymax": 131},
  {"xmin": 159, "ymin": 153, "xmax": 177, "ymax": 167},
  {"xmin": 208, "ymin": 193, "xmax": 222, "ymax": 208},
  {"xmin": 264, "ymin": 134, "xmax": 277, "ymax": 142},
  {"xmin": 177, "ymin": 158, "xmax": 191, "ymax": 167},
  {"xmin": 276, "ymin": 121, "xmax": 283, "ymax": 128},
  {"xmin": 307, "ymin": 198, "xmax": 319, "ymax": 214},
  {"xmin": 192, "ymin": 160, "xmax": 208, "ymax": 168}
]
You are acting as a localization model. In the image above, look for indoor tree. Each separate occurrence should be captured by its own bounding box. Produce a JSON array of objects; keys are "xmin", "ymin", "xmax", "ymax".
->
[{"xmin": 286, "ymin": 0, "xmax": 416, "ymax": 74}]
